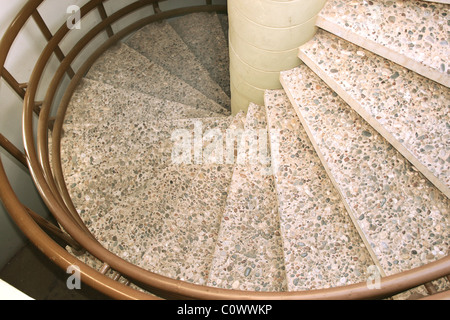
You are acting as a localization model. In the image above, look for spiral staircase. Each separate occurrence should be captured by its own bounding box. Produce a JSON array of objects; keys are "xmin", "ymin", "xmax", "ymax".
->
[{"xmin": 0, "ymin": 0, "xmax": 449, "ymax": 300}]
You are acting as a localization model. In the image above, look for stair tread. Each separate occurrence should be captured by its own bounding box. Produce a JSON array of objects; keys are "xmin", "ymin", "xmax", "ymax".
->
[
  {"xmin": 126, "ymin": 20, "xmax": 231, "ymax": 110},
  {"xmin": 64, "ymin": 78, "xmax": 224, "ymax": 128},
  {"xmin": 145, "ymin": 115, "xmax": 238, "ymax": 284},
  {"xmin": 85, "ymin": 43, "xmax": 229, "ymax": 115},
  {"xmin": 317, "ymin": 0, "xmax": 450, "ymax": 87},
  {"xmin": 62, "ymin": 115, "xmax": 236, "ymax": 282},
  {"xmin": 265, "ymin": 90, "xmax": 375, "ymax": 290},
  {"xmin": 208, "ymin": 104, "xmax": 287, "ymax": 292},
  {"xmin": 170, "ymin": 12, "xmax": 230, "ymax": 97},
  {"xmin": 281, "ymin": 65, "xmax": 450, "ymax": 277},
  {"xmin": 299, "ymin": 29, "xmax": 450, "ymax": 198},
  {"xmin": 90, "ymin": 163, "xmax": 204, "ymax": 268},
  {"xmin": 61, "ymin": 116, "xmax": 233, "ymax": 215}
]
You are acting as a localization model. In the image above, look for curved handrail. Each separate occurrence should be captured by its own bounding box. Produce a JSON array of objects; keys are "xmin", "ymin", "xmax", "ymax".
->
[{"xmin": 0, "ymin": 0, "xmax": 449, "ymax": 300}]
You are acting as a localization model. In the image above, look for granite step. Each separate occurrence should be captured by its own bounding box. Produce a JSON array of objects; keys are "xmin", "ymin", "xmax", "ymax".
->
[
  {"xmin": 207, "ymin": 103, "xmax": 287, "ymax": 292},
  {"xmin": 64, "ymin": 78, "xmax": 224, "ymax": 128},
  {"xmin": 85, "ymin": 43, "xmax": 229, "ymax": 116},
  {"xmin": 281, "ymin": 65, "xmax": 450, "ymax": 278},
  {"xmin": 126, "ymin": 20, "xmax": 231, "ymax": 110},
  {"xmin": 299, "ymin": 29, "xmax": 450, "ymax": 198},
  {"xmin": 316, "ymin": 0, "xmax": 450, "ymax": 88},
  {"xmin": 170, "ymin": 12, "xmax": 231, "ymax": 97},
  {"xmin": 62, "ymin": 115, "xmax": 237, "ymax": 282},
  {"xmin": 61, "ymin": 116, "xmax": 233, "ymax": 219},
  {"xmin": 265, "ymin": 89, "xmax": 375, "ymax": 291},
  {"xmin": 134, "ymin": 115, "xmax": 246, "ymax": 285}
]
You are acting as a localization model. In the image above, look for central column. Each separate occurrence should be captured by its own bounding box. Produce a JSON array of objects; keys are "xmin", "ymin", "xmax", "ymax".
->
[{"xmin": 228, "ymin": 0, "xmax": 327, "ymax": 114}]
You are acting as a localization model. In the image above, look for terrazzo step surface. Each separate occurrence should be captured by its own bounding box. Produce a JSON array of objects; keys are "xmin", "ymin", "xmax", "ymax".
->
[
  {"xmin": 299, "ymin": 29, "xmax": 450, "ymax": 198},
  {"xmin": 139, "ymin": 114, "xmax": 247, "ymax": 285},
  {"xmin": 61, "ymin": 115, "xmax": 233, "ymax": 220},
  {"xmin": 170, "ymin": 12, "xmax": 231, "ymax": 98},
  {"xmin": 317, "ymin": 0, "xmax": 450, "ymax": 87},
  {"xmin": 85, "ymin": 43, "xmax": 229, "ymax": 116},
  {"xmin": 207, "ymin": 103, "xmax": 287, "ymax": 292},
  {"xmin": 62, "ymin": 113, "xmax": 236, "ymax": 283},
  {"xmin": 65, "ymin": 78, "xmax": 224, "ymax": 127},
  {"xmin": 281, "ymin": 65, "xmax": 450, "ymax": 278},
  {"xmin": 265, "ymin": 90, "xmax": 375, "ymax": 291},
  {"xmin": 126, "ymin": 20, "xmax": 231, "ymax": 110}
]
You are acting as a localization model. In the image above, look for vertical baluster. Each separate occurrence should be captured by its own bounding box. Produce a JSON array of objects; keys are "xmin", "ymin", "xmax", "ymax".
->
[
  {"xmin": 1, "ymin": 67, "xmax": 26, "ymax": 99},
  {"xmin": 152, "ymin": 1, "xmax": 162, "ymax": 14},
  {"xmin": 0, "ymin": 133, "xmax": 28, "ymax": 167},
  {"xmin": 31, "ymin": 10, "xmax": 75, "ymax": 79},
  {"xmin": 424, "ymin": 282, "xmax": 438, "ymax": 295},
  {"xmin": 97, "ymin": 3, "xmax": 114, "ymax": 38}
]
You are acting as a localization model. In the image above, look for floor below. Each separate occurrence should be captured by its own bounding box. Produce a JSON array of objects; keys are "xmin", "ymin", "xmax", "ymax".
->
[{"xmin": 0, "ymin": 241, "xmax": 111, "ymax": 300}]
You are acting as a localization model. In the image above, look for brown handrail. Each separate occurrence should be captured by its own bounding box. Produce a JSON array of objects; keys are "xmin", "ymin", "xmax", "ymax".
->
[
  {"xmin": 0, "ymin": 160, "xmax": 158, "ymax": 300},
  {"xmin": 0, "ymin": 0, "xmax": 449, "ymax": 300},
  {"xmin": 0, "ymin": 133, "xmax": 27, "ymax": 168}
]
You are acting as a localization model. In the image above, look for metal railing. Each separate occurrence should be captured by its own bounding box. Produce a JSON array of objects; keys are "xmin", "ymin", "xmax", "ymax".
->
[{"xmin": 0, "ymin": 0, "xmax": 449, "ymax": 300}]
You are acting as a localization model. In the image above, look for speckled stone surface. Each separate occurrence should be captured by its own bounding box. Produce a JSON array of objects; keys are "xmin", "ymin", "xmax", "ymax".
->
[
  {"xmin": 317, "ymin": 0, "xmax": 450, "ymax": 87},
  {"xmin": 61, "ymin": 114, "xmax": 233, "ymax": 225},
  {"xmin": 170, "ymin": 12, "xmax": 230, "ymax": 97},
  {"xmin": 281, "ymin": 65, "xmax": 450, "ymax": 277},
  {"xmin": 86, "ymin": 43, "xmax": 229, "ymax": 115},
  {"xmin": 207, "ymin": 103, "xmax": 287, "ymax": 292},
  {"xmin": 299, "ymin": 29, "xmax": 450, "ymax": 198},
  {"xmin": 126, "ymin": 20, "xmax": 231, "ymax": 110},
  {"xmin": 265, "ymin": 89, "xmax": 375, "ymax": 290},
  {"xmin": 61, "ymin": 98, "xmax": 235, "ymax": 284},
  {"xmin": 65, "ymin": 78, "xmax": 224, "ymax": 126},
  {"xmin": 144, "ymin": 163, "xmax": 234, "ymax": 285}
]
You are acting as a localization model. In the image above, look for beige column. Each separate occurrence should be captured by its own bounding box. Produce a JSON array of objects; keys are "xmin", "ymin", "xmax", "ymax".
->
[{"xmin": 228, "ymin": 0, "xmax": 327, "ymax": 114}]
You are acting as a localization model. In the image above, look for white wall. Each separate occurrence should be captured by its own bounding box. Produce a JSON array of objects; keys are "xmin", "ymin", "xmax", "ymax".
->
[
  {"xmin": 0, "ymin": 0, "xmax": 53, "ymax": 269},
  {"xmin": 0, "ymin": 0, "xmax": 226, "ymax": 269}
]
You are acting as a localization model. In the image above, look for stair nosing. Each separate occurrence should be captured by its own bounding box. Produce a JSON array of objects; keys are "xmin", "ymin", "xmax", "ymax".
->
[
  {"xmin": 298, "ymin": 46, "xmax": 450, "ymax": 199},
  {"xmin": 315, "ymin": 16, "xmax": 450, "ymax": 89}
]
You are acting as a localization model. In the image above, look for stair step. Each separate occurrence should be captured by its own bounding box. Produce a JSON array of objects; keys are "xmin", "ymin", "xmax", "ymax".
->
[
  {"xmin": 126, "ymin": 20, "xmax": 231, "ymax": 110},
  {"xmin": 153, "ymin": 163, "xmax": 234, "ymax": 285},
  {"xmin": 265, "ymin": 89, "xmax": 375, "ymax": 290},
  {"xmin": 142, "ymin": 115, "xmax": 244, "ymax": 284},
  {"xmin": 91, "ymin": 163, "xmax": 204, "ymax": 268},
  {"xmin": 85, "ymin": 43, "xmax": 229, "ymax": 115},
  {"xmin": 317, "ymin": 0, "xmax": 450, "ymax": 87},
  {"xmin": 61, "ymin": 116, "xmax": 233, "ymax": 220},
  {"xmin": 62, "ymin": 115, "xmax": 237, "ymax": 281},
  {"xmin": 208, "ymin": 103, "xmax": 287, "ymax": 292},
  {"xmin": 281, "ymin": 65, "xmax": 450, "ymax": 277},
  {"xmin": 170, "ymin": 12, "xmax": 230, "ymax": 97},
  {"xmin": 299, "ymin": 29, "xmax": 450, "ymax": 198},
  {"xmin": 64, "ymin": 78, "xmax": 224, "ymax": 128},
  {"xmin": 62, "ymin": 112, "xmax": 233, "ymax": 174},
  {"xmin": 137, "ymin": 107, "xmax": 241, "ymax": 283}
]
